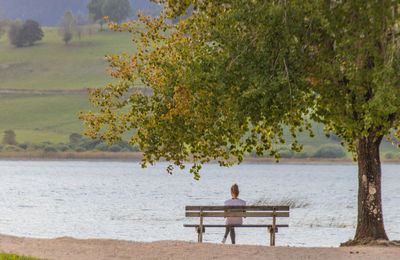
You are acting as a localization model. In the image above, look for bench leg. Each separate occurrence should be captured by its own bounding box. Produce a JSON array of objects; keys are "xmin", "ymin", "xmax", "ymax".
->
[
  {"xmin": 198, "ymin": 228, "xmax": 202, "ymax": 243},
  {"xmin": 268, "ymin": 227, "xmax": 278, "ymax": 246},
  {"xmin": 270, "ymin": 230, "xmax": 275, "ymax": 246},
  {"xmin": 196, "ymin": 226, "xmax": 205, "ymax": 243}
]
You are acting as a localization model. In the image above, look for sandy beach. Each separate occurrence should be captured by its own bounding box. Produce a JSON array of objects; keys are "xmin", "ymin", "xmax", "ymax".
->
[{"xmin": 0, "ymin": 235, "xmax": 399, "ymax": 260}]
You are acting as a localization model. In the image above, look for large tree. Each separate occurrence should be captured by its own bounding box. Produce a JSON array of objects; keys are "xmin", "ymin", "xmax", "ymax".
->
[
  {"xmin": 7, "ymin": 20, "xmax": 23, "ymax": 47},
  {"xmin": 0, "ymin": 11, "xmax": 10, "ymax": 38},
  {"xmin": 2, "ymin": 130, "xmax": 17, "ymax": 146},
  {"xmin": 87, "ymin": 0, "xmax": 132, "ymax": 29},
  {"xmin": 87, "ymin": 0, "xmax": 106, "ymax": 29},
  {"xmin": 81, "ymin": 0, "xmax": 400, "ymax": 245},
  {"xmin": 59, "ymin": 10, "xmax": 75, "ymax": 45},
  {"xmin": 75, "ymin": 11, "xmax": 87, "ymax": 40},
  {"xmin": 102, "ymin": 0, "xmax": 133, "ymax": 23},
  {"xmin": 21, "ymin": 19, "xmax": 44, "ymax": 46},
  {"xmin": 8, "ymin": 19, "xmax": 43, "ymax": 47}
]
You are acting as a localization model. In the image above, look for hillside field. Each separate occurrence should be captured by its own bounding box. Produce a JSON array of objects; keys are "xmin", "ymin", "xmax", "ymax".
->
[
  {"xmin": 0, "ymin": 26, "xmax": 137, "ymax": 90},
  {"xmin": 0, "ymin": 26, "xmax": 398, "ymax": 158},
  {"xmin": 0, "ymin": 26, "xmax": 136, "ymax": 144}
]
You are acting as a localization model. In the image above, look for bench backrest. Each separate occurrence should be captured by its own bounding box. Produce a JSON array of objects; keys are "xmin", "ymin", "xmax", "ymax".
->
[{"xmin": 185, "ymin": 206, "xmax": 289, "ymax": 218}]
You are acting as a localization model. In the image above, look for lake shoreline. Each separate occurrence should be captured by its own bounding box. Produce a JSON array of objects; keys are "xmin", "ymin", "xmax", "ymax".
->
[
  {"xmin": 0, "ymin": 234, "xmax": 399, "ymax": 260},
  {"xmin": 1, "ymin": 151, "xmax": 400, "ymax": 165}
]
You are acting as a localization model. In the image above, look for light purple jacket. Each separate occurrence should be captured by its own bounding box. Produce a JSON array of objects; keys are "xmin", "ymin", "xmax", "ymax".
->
[{"xmin": 224, "ymin": 198, "xmax": 246, "ymax": 225}]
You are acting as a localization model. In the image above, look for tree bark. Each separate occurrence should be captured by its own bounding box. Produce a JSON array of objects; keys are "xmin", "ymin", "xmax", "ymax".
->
[{"xmin": 354, "ymin": 135, "xmax": 388, "ymax": 242}]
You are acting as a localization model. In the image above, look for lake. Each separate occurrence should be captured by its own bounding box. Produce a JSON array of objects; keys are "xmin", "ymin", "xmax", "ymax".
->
[{"xmin": 0, "ymin": 160, "xmax": 399, "ymax": 247}]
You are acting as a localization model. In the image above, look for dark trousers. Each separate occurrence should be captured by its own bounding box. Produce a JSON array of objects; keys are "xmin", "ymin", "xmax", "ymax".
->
[{"xmin": 224, "ymin": 226, "xmax": 236, "ymax": 244}]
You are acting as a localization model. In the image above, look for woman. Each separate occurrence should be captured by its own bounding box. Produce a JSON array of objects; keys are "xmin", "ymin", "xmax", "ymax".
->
[{"xmin": 222, "ymin": 184, "xmax": 246, "ymax": 244}]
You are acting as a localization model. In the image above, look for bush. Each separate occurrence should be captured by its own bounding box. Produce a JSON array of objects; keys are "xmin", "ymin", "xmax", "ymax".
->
[
  {"xmin": 4, "ymin": 145, "xmax": 22, "ymax": 152},
  {"xmin": 8, "ymin": 19, "xmax": 43, "ymax": 47},
  {"xmin": 74, "ymin": 147, "xmax": 85, "ymax": 152},
  {"xmin": 293, "ymin": 151, "xmax": 309, "ymax": 158},
  {"xmin": 69, "ymin": 133, "xmax": 82, "ymax": 144},
  {"xmin": 78, "ymin": 138, "xmax": 101, "ymax": 150},
  {"xmin": 2, "ymin": 129, "xmax": 17, "ymax": 145},
  {"xmin": 59, "ymin": 10, "xmax": 74, "ymax": 45},
  {"xmin": 0, "ymin": 18, "xmax": 10, "ymax": 38},
  {"xmin": 55, "ymin": 144, "xmax": 70, "ymax": 152},
  {"xmin": 44, "ymin": 145, "xmax": 58, "ymax": 153},
  {"xmin": 130, "ymin": 145, "xmax": 139, "ymax": 152},
  {"xmin": 18, "ymin": 143, "xmax": 29, "ymax": 150},
  {"xmin": 278, "ymin": 149, "xmax": 294, "ymax": 158},
  {"xmin": 93, "ymin": 141, "xmax": 135, "ymax": 152},
  {"xmin": 8, "ymin": 20, "xmax": 23, "ymax": 47},
  {"xmin": 109, "ymin": 145, "xmax": 121, "ymax": 152},
  {"xmin": 94, "ymin": 143, "xmax": 110, "ymax": 152},
  {"xmin": 26, "ymin": 143, "xmax": 46, "ymax": 151},
  {"xmin": 383, "ymin": 152, "xmax": 397, "ymax": 159},
  {"xmin": 312, "ymin": 144, "xmax": 346, "ymax": 158},
  {"xmin": 113, "ymin": 141, "xmax": 136, "ymax": 152},
  {"xmin": 21, "ymin": 19, "xmax": 44, "ymax": 45}
]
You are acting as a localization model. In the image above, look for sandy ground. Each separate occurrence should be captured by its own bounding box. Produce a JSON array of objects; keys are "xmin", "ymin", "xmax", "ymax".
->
[{"xmin": 1, "ymin": 235, "xmax": 400, "ymax": 260}]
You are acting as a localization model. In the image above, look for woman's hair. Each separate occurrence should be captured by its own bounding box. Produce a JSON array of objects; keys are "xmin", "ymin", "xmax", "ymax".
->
[{"xmin": 231, "ymin": 184, "xmax": 239, "ymax": 197}]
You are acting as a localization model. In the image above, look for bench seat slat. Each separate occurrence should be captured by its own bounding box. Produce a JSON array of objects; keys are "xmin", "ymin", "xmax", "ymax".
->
[
  {"xmin": 185, "ymin": 212, "xmax": 289, "ymax": 217},
  {"xmin": 183, "ymin": 224, "xmax": 289, "ymax": 228},
  {"xmin": 185, "ymin": 206, "xmax": 289, "ymax": 211}
]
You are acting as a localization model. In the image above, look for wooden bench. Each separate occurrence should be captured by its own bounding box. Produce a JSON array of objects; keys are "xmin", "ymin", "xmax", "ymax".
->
[{"xmin": 184, "ymin": 205, "xmax": 289, "ymax": 246}]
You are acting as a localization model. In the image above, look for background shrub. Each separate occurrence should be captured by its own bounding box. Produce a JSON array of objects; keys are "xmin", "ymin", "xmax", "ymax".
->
[
  {"xmin": 278, "ymin": 148, "xmax": 294, "ymax": 158},
  {"xmin": 293, "ymin": 151, "xmax": 309, "ymax": 158},
  {"xmin": 18, "ymin": 143, "xmax": 28, "ymax": 150},
  {"xmin": 73, "ymin": 147, "xmax": 85, "ymax": 152},
  {"xmin": 8, "ymin": 19, "xmax": 43, "ymax": 47},
  {"xmin": 44, "ymin": 145, "xmax": 58, "ymax": 153},
  {"xmin": 55, "ymin": 144, "xmax": 70, "ymax": 152},
  {"xmin": 383, "ymin": 152, "xmax": 398, "ymax": 159},
  {"xmin": 2, "ymin": 129, "xmax": 17, "ymax": 145},
  {"xmin": 94, "ymin": 143, "xmax": 110, "ymax": 152},
  {"xmin": 312, "ymin": 144, "xmax": 346, "ymax": 158},
  {"xmin": 78, "ymin": 138, "xmax": 101, "ymax": 150},
  {"xmin": 4, "ymin": 145, "xmax": 22, "ymax": 152},
  {"xmin": 109, "ymin": 145, "xmax": 121, "ymax": 152},
  {"xmin": 26, "ymin": 143, "xmax": 46, "ymax": 151}
]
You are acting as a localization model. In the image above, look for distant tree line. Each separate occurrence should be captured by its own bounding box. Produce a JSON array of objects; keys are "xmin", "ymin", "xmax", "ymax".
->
[
  {"xmin": 0, "ymin": 130, "xmax": 398, "ymax": 159},
  {"xmin": 0, "ymin": 130, "xmax": 139, "ymax": 153},
  {"xmin": 3, "ymin": 9, "xmax": 91, "ymax": 47},
  {"xmin": 0, "ymin": 0, "xmax": 160, "ymax": 27}
]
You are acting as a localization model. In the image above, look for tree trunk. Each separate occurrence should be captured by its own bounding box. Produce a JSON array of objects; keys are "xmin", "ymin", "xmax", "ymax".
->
[{"xmin": 354, "ymin": 135, "xmax": 388, "ymax": 243}]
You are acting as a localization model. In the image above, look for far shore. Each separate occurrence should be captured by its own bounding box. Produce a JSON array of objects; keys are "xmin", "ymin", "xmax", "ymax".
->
[
  {"xmin": 0, "ymin": 151, "xmax": 400, "ymax": 165},
  {"xmin": 1, "ymin": 234, "xmax": 400, "ymax": 260}
]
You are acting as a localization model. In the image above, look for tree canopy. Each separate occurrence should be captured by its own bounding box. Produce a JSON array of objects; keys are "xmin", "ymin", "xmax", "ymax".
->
[
  {"xmin": 59, "ymin": 10, "xmax": 75, "ymax": 45},
  {"xmin": 87, "ymin": 0, "xmax": 106, "ymax": 27},
  {"xmin": 103, "ymin": 0, "xmax": 133, "ymax": 23},
  {"xmin": 0, "ymin": 0, "xmax": 160, "ymax": 26},
  {"xmin": 8, "ymin": 19, "xmax": 43, "ymax": 47},
  {"xmin": 82, "ymin": 0, "xmax": 400, "ymax": 244},
  {"xmin": 87, "ymin": 0, "xmax": 133, "ymax": 27},
  {"xmin": 21, "ymin": 19, "xmax": 44, "ymax": 46},
  {"xmin": 0, "ymin": 10, "xmax": 9, "ymax": 38},
  {"xmin": 2, "ymin": 130, "xmax": 17, "ymax": 146}
]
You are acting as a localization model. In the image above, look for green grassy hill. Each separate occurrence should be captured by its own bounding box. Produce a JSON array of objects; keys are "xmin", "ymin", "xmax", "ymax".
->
[
  {"xmin": 0, "ymin": 26, "xmax": 136, "ymax": 90},
  {"xmin": 0, "ymin": 94, "xmax": 91, "ymax": 143},
  {"xmin": 0, "ymin": 26, "xmax": 135, "ymax": 144},
  {"xmin": 0, "ymin": 26, "xmax": 398, "ymax": 159}
]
